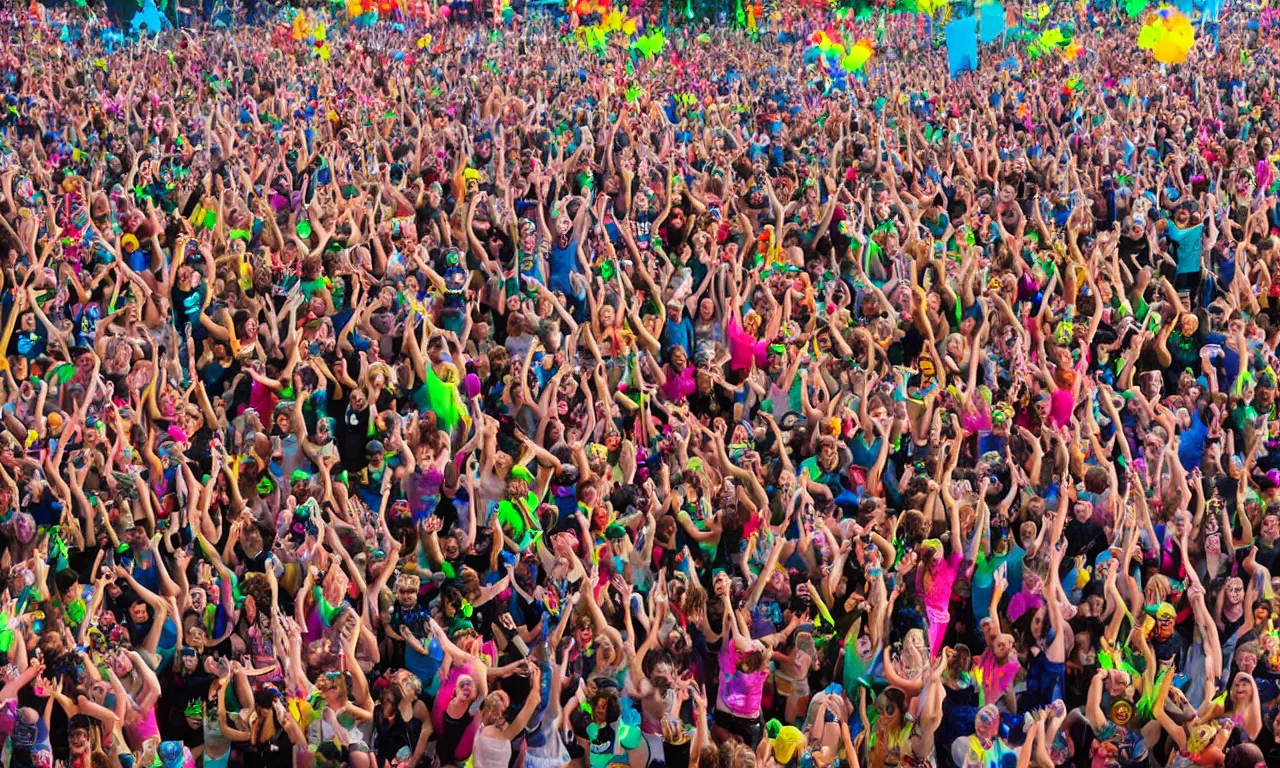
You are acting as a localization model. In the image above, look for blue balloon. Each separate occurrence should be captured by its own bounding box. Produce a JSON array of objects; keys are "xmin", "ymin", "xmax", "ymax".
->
[
  {"xmin": 130, "ymin": 0, "xmax": 169, "ymax": 36},
  {"xmin": 103, "ymin": 31, "xmax": 125, "ymax": 52}
]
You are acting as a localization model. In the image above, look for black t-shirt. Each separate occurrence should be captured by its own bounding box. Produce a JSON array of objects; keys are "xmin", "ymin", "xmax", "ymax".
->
[
  {"xmin": 234, "ymin": 542, "xmax": 270, "ymax": 574},
  {"xmin": 162, "ymin": 665, "xmax": 215, "ymax": 741},
  {"xmin": 188, "ymin": 427, "xmax": 215, "ymax": 477},
  {"xmin": 687, "ymin": 386, "xmax": 735, "ymax": 422},
  {"xmin": 65, "ymin": 546, "xmax": 103, "ymax": 586},
  {"xmin": 1063, "ymin": 518, "xmax": 1106, "ymax": 564},
  {"xmin": 1119, "ymin": 234, "xmax": 1151, "ymax": 273},
  {"xmin": 1257, "ymin": 718, "xmax": 1280, "ymax": 765},
  {"xmin": 331, "ymin": 395, "xmax": 372, "ymax": 474},
  {"xmin": 101, "ymin": 586, "xmax": 135, "ymax": 625}
]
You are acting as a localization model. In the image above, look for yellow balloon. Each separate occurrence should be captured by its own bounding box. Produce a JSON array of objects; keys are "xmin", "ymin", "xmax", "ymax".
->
[
  {"xmin": 1137, "ymin": 22, "xmax": 1159, "ymax": 49},
  {"xmin": 1152, "ymin": 35, "xmax": 1188, "ymax": 63}
]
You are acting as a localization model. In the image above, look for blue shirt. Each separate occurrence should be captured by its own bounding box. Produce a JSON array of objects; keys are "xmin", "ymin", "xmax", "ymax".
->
[
  {"xmin": 547, "ymin": 239, "xmax": 579, "ymax": 295},
  {"xmin": 1178, "ymin": 407, "xmax": 1208, "ymax": 472},
  {"xmin": 662, "ymin": 316, "xmax": 695, "ymax": 358},
  {"xmin": 972, "ymin": 545, "xmax": 1026, "ymax": 624},
  {"xmin": 1166, "ymin": 221, "xmax": 1205, "ymax": 275}
]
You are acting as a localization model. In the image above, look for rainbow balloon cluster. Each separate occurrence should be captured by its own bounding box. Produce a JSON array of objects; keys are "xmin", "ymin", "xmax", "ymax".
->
[
  {"xmin": 632, "ymin": 29, "xmax": 665, "ymax": 57},
  {"xmin": 1028, "ymin": 25, "xmax": 1077, "ymax": 59},
  {"xmin": 809, "ymin": 30, "xmax": 875, "ymax": 73},
  {"xmin": 343, "ymin": 0, "xmax": 398, "ymax": 21},
  {"xmin": 600, "ymin": 9, "xmax": 638, "ymax": 36},
  {"xmin": 1137, "ymin": 6, "xmax": 1195, "ymax": 64},
  {"xmin": 290, "ymin": 12, "xmax": 331, "ymax": 61},
  {"xmin": 574, "ymin": 8, "xmax": 642, "ymax": 54},
  {"xmin": 571, "ymin": 0, "xmax": 608, "ymax": 17}
]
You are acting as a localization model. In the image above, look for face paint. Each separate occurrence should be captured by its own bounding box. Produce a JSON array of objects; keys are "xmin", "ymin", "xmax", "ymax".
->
[
  {"xmin": 1185, "ymin": 724, "xmax": 1215, "ymax": 755},
  {"xmin": 974, "ymin": 705, "xmax": 1000, "ymax": 740},
  {"xmin": 1109, "ymin": 700, "xmax": 1134, "ymax": 727}
]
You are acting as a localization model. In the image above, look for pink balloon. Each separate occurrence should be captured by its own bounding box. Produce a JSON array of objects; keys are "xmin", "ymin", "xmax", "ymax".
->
[{"xmin": 465, "ymin": 373, "xmax": 482, "ymax": 399}]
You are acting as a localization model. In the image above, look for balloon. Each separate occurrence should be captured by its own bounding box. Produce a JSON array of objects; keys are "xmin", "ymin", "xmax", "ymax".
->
[
  {"xmin": 1152, "ymin": 35, "xmax": 1186, "ymax": 63},
  {"xmin": 1153, "ymin": 33, "xmax": 1191, "ymax": 63},
  {"xmin": 1136, "ymin": 23, "xmax": 1159, "ymax": 48},
  {"xmin": 1138, "ymin": 7, "xmax": 1194, "ymax": 64},
  {"xmin": 1039, "ymin": 27, "xmax": 1066, "ymax": 48},
  {"xmin": 632, "ymin": 29, "xmax": 664, "ymax": 57},
  {"xmin": 464, "ymin": 374, "xmax": 482, "ymax": 399},
  {"xmin": 842, "ymin": 38, "xmax": 874, "ymax": 71}
]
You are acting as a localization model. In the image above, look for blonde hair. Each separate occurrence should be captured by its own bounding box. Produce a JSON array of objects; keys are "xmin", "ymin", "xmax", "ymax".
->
[
  {"xmin": 479, "ymin": 693, "xmax": 507, "ymax": 726},
  {"xmin": 316, "ymin": 672, "xmax": 349, "ymax": 700},
  {"xmin": 1146, "ymin": 574, "xmax": 1172, "ymax": 604},
  {"xmin": 398, "ymin": 670, "xmax": 422, "ymax": 697},
  {"xmin": 364, "ymin": 362, "xmax": 397, "ymax": 391},
  {"xmin": 457, "ymin": 567, "xmax": 481, "ymax": 601}
]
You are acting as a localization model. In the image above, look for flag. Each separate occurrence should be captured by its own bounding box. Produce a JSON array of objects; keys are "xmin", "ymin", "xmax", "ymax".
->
[
  {"xmin": 946, "ymin": 15, "xmax": 979, "ymax": 76},
  {"xmin": 978, "ymin": 1, "xmax": 1006, "ymax": 43}
]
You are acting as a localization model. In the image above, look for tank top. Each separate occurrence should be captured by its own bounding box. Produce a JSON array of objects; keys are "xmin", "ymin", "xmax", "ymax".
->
[
  {"xmin": 548, "ymin": 239, "xmax": 579, "ymax": 295},
  {"xmin": 434, "ymin": 708, "xmax": 473, "ymax": 764},
  {"xmin": 374, "ymin": 706, "xmax": 425, "ymax": 762},
  {"xmin": 473, "ymin": 732, "xmax": 514, "ymax": 768},
  {"xmin": 126, "ymin": 707, "xmax": 161, "ymax": 744},
  {"xmin": 241, "ymin": 721, "xmax": 293, "ymax": 762}
]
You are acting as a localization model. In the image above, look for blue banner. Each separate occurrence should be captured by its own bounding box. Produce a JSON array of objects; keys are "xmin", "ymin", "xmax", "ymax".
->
[
  {"xmin": 979, "ymin": 2, "xmax": 1006, "ymax": 44},
  {"xmin": 946, "ymin": 15, "xmax": 979, "ymax": 76}
]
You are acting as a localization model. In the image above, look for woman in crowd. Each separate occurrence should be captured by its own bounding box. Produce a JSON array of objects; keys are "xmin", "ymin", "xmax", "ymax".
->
[{"xmin": 1, "ymin": 3, "xmax": 1280, "ymax": 768}]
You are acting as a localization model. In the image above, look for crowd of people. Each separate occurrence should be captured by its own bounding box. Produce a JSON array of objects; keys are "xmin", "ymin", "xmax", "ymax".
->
[{"xmin": 0, "ymin": 2, "xmax": 1279, "ymax": 768}]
